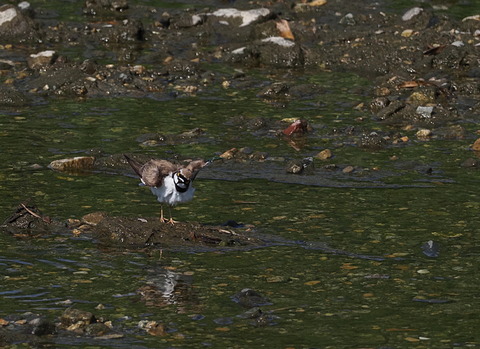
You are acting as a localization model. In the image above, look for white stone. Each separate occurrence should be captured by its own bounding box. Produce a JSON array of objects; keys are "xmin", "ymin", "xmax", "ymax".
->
[
  {"xmin": 261, "ymin": 36, "xmax": 295, "ymax": 47},
  {"xmin": 29, "ymin": 50, "xmax": 56, "ymax": 59},
  {"xmin": 191, "ymin": 14, "xmax": 202, "ymax": 26},
  {"xmin": 231, "ymin": 47, "xmax": 246, "ymax": 54},
  {"xmin": 416, "ymin": 106, "xmax": 434, "ymax": 118},
  {"xmin": 18, "ymin": 1, "xmax": 30, "ymax": 10},
  {"xmin": 0, "ymin": 7, "xmax": 18, "ymax": 26},
  {"xmin": 402, "ymin": 7, "xmax": 423, "ymax": 21},
  {"xmin": 211, "ymin": 8, "xmax": 270, "ymax": 27}
]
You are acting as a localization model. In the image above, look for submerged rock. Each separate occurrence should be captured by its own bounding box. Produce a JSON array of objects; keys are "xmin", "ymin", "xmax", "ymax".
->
[
  {"xmin": 93, "ymin": 215, "xmax": 262, "ymax": 249},
  {"xmin": 0, "ymin": 87, "xmax": 29, "ymax": 107},
  {"xmin": 1, "ymin": 203, "xmax": 54, "ymax": 235},
  {"xmin": 29, "ymin": 318, "xmax": 57, "ymax": 336},
  {"xmin": 232, "ymin": 288, "xmax": 272, "ymax": 308}
]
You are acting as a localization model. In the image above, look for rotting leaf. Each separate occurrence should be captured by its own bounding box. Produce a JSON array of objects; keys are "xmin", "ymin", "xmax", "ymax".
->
[
  {"xmin": 405, "ymin": 337, "xmax": 421, "ymax": 342},
  {"xmin": 304, "ymin": 280, "xmax": 321, "ymax": 286}
]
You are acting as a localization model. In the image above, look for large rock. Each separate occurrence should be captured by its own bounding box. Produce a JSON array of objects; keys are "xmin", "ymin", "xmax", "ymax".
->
[
  {"xmin": 0, "ymin": 4, "xmax": 37, "ymax": 41},
  {"xmin": 48, "ymin": 156, "xmax": 96, "ymax": 171}
]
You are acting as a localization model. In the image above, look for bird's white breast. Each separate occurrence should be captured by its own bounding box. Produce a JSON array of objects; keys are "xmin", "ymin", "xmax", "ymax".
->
[{"xmin": 149, "ymin": 174, "xmax": 195, "ymax": 206}]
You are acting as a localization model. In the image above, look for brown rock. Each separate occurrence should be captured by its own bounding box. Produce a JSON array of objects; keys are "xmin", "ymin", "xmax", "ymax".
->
[
  {"xmin": 146, "ymin": 322, "xmax": 167, "ymax": 337},
  {"xmin": 82, "ymin": 212, "xmax": 107, "ymax": 226},
  {"xmin": 27, "ymin": 50, "xmax": 57, "ymax": 69},
  {"xmin": 416, "ymin": 129, "xmax": 432, "ymax": 139},
  {"xmin": 472, "ymin": 138, "xmax": 480, "ymax": 151},
  {"xmin": 219, "ymin": 148, "xmax": 238, "ymax": 159},
  {"xmin": 342, "ymin": 165, "xmax": 355, "ymax": 174},
  {"xmin": 61, "ymin": 308, "xmax": 96, "ymax": 328},
  {"xmin": 315, "ymin": 149, "xmax": 332, "ymax": 160},
  {"xmin": 48, "ymin": 156, "xmax": 95, "ymax": 171}
]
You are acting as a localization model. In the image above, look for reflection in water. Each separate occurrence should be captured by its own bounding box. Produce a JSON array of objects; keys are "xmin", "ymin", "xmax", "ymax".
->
[{"xmin": 138, "ymin": 265, "xmax": 198, "ymax": 312}]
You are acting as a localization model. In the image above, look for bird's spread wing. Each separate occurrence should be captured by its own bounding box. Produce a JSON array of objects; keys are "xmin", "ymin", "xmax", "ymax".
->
[
  {"xmin": 125, "ymin": 155, "xmax": 178, "ymax": 187},
  {"xmin": 142, "ymin": 160, "xmax": 178, "ymax": 187},
  {"xmin": 184, "ymin": 160, "xmax": 207, "ymax": 181}
]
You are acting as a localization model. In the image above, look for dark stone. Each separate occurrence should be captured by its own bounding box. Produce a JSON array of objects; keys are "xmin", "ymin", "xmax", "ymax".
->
[
  {"xmin": 421, "ymin": 240, "xmax": 440, "ymax": 258},
  {"xmin": 461, "ymin": 158, "xmax": 480, "ymax": 168},
  {"xmin": 257, "ymin": 82, "xmax": 290, "ymax": 99},
  {"xmin": 60, "ymin": 308, "xmax": 96, "ymax": 328},
  {"xmin": 286, "ymin": 157, "xmax": 314, "ymax": 174},
  {"xmin": 358, "ymin": 132, "xmax": 388, "ymax": 150},
  {"xmin": 370, "ymin": 97, "xmax": 390, "ymax": 113},
  {"xmin": 0, "ymin": 4, "xmax": 37, "ymax": 41},
  {"xmin": 84, "ymin": 323, "xmax": 111, "ymax": 337},
  {"xmin": 232, "ymin": 288, "xmax": 272, "ymax": 308},
  {"xmin": 0, "ymin": 328, "xmax": 39, "ymax": 347},
  {"xmin": 29, "ymin": 318, "xmax": 57, "ymax": 336},
  {"xmin": 375, "ymin": 100, "xmax": 406, "ymax": 120},
  {"xmin": 0, "ymin": 87, "xmax": 28, "ymax": 107},
  {"xmin": 1, "ymin": 203, "xmax": 52, "ymax": 235}
]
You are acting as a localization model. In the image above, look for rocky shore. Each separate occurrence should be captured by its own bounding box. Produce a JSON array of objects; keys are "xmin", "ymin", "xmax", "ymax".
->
[{"xmin": 1, "ymin": 0, "xmax": 480, "ymax": 163}]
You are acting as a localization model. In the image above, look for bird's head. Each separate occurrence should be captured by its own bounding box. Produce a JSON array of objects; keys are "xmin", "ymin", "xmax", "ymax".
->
[{"xmin": 173, "ymin": 170, "xmax": 191, "ymax": 191}]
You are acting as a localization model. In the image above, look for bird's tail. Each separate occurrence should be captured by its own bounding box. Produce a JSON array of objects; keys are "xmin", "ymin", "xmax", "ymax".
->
[{"xmin": 123, "ymin": 154, "xmax": 144, "ymax": 178}]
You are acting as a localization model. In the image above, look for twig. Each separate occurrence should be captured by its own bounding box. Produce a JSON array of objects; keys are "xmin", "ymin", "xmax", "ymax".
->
[{"xmin": 20, "ymin": 203, "xmax": 51, "ymax": 224}]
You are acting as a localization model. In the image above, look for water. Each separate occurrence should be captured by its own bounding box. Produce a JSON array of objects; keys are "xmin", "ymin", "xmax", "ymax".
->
[
  {"xmin": 2, "ymin": 1, "xmax": 480, "ymax": 347},
  {"xmin": 1, "ymin": 72, "xmax": 479, "ymax": 347}
]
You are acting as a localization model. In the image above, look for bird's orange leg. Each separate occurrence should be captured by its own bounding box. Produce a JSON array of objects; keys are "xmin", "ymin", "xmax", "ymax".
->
[{"xmin": 167, "ymin": 206, "xmax": 179, "ymax": 224}]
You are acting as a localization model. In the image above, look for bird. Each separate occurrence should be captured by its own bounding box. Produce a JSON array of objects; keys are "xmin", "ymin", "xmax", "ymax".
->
[{"xmin": 124, "ymin": 154, "xmax": 207, "ymax": 224}]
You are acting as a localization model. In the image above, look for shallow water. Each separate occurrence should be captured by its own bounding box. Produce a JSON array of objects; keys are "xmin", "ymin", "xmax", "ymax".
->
[
  {"xmin": 2, "ymin": 0, "xmax": 480, "ymax": 346},
  {"xmin": 2, "ymin": 69, "xmax": 480, "ymax": 347}
]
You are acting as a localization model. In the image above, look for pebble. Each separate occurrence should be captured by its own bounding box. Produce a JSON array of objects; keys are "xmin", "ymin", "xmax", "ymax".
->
[
  {"xmin": 82, "ymin": 212, "xmax": 107, "ymax": 226},
  {"xmin": 416, "ymin": 129, "xmax": 432, "ymax": 138},
  {"xmin": 402, "ymin": 7, "xmax": 423, "ymax": 21},
  {"xmin": 401, "ymin": 29, "xmax": 414, "ymax": 38},
  {"xmin": 416, "ymin": 269, "xmax": 430, "ymax": 274},
  {"xmin": 27, "ymin": 50, "xmax": 57, "ymax": 69},
  {"xmin": 261, "ymin": 36, "xmax": 295, "ymax": 48},
  {"xmin": 339, "ymin": 13, "xmax": 355, "ymax": 26},
  {"xmin": 415, "ymin": 106, "xmax": 434, "ymax": 118},
  {"xmin": 315, "ymin": 149, "xmax": 333, "ymax": 160},
  {"xmin": 342, "ymin": 165, "xmax": 355, "ymax": 174}
]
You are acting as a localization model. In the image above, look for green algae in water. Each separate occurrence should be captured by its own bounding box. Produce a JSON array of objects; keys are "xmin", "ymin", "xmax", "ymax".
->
[{"xmin": 1, "ymin": 74, "xmax": 480, "ymax": 347}]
